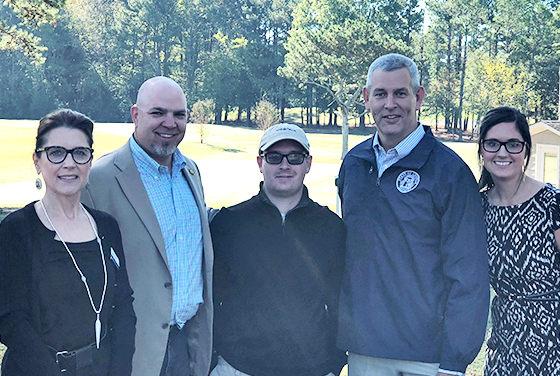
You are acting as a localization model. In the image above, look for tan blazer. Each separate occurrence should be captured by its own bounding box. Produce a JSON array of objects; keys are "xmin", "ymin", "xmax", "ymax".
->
[{"xmin": 82, "ymin": 140, "xmax": 213, "ymax": 376}]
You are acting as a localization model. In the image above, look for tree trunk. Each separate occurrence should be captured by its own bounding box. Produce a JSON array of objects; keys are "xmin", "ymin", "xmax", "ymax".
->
[
  {"xmin": 341, "ymin": 107, "xmax": 350, "ymax": 159},
  {"xmin": 457, "ymin": 28, "xmax": 467, "ymax": 142},
  {"xmin": 279, "ymin": 84, "xmax": 285, "ymax": 122},
  {"xmin": 214, "ymin": 107, "xmax": 221, "ymax": 124},
  {"xmin": 306, "ymin": 86, "xmax": 313, "ymax": 126},
  {"xmin": 445, "ymin": 20, "xmax": 453, "ymax": 131},
  {"xmin": 246, "ymin": 106, "xmax": 251, "ymax": 127}
]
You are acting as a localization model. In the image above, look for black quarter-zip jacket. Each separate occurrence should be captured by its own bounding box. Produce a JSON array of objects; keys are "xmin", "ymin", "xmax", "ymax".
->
[{"xmin": 210, "ymin": 185, "xmax": 346, "ymax": 376}]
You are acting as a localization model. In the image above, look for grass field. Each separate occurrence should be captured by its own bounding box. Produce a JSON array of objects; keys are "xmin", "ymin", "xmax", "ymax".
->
[
  {"xmin": 0, "ymin": 119, "xmax": 479, "ymax": 209},
  {"xmin": 0, "ymin": 120, "xmax": 486, "ymax": 374}
]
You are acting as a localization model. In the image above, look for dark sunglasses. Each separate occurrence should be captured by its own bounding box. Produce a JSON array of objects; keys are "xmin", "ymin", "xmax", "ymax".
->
[
  {"xmin": 481, "ymin": 139, "xmax": 526, "ymax": 154},
  {"xmin": 261, "ymin": 151, "xmax": 308, "ymax": 165},
  {"xmin": 36, "ymin": 146, "xmax": 94, "ymax": 165}
]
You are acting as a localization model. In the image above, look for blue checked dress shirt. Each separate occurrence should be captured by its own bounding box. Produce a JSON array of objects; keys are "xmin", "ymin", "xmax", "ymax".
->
[
  {"xmin": 130, "ymin": 136, "xmax": 203, "ymax": 328},
  {"xmin": 372, "ymin": 122, "xmax": 425, "ymax": 178}
]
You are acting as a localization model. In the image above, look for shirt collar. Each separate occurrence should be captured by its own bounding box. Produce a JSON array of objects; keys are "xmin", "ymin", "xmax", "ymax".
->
[
  {"xmin": 129, "ymin": 135, "xmax": 187, "ymax": 175},
  {"xmin": 372, "ymin": 122, "xmax": 425, "ymax": 158}
]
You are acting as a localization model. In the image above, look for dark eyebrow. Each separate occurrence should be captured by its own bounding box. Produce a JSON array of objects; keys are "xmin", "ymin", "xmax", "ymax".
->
[
  {"xmin": 485, "ymin": 138, "xmax": 524, "ymax": 142},
  {"xmin": 148, "ymin": 107, "xmax": 186, "ymax": 116},
  {"xmin": 372, "ymin": 87, "xmax": 409, "ymax": 92}
]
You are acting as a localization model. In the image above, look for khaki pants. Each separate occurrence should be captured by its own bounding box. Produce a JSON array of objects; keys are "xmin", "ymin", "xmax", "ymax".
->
[
  {"xmin": 210, "ymin": 356, "xmax": 336, "ymax": 376},
  {"xmin": 348, "ymin": 352, "xmax": 439, "ymax": 376}
]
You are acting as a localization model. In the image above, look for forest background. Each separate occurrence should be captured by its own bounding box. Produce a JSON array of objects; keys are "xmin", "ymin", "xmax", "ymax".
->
[{"xmin": 2, "ymin": 0, "xmax": 560, "ymax": 151}]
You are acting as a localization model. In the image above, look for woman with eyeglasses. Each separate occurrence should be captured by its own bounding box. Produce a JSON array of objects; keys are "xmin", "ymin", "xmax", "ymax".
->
[
  {"xmin": 0, "ymin": 109, "xmax": 136, "ymax": 375},
  {"xmin": 478, "ymin": 106, "xmax": 560, "ymax": 375}
]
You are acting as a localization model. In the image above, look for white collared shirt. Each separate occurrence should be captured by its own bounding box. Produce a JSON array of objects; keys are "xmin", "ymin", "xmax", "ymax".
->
[{"xmin": 372, "ymin": 123, "xmax": 425, "ymax": 178}]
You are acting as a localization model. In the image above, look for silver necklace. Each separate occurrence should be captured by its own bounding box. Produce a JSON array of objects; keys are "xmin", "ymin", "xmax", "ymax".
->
[{"xmin": 40, "ymin": 199, "xmax": 108, "ymax": 349}]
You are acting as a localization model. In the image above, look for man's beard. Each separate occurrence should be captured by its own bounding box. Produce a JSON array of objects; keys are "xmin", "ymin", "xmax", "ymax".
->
[{"xmin": 151, "ymin": 142, "xmax": 176, "ymax": 159}]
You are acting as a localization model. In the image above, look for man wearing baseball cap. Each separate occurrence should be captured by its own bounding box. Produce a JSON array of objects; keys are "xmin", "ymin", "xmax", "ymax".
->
[{"xmin": 209, "ymin": 123, "xmax": 347, "ymax": 376}]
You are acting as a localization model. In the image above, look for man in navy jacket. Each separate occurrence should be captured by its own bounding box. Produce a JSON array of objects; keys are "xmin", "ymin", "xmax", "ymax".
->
[{"xmin": 337, "ymin": 53, "xmax": 489, "ymax": 376}]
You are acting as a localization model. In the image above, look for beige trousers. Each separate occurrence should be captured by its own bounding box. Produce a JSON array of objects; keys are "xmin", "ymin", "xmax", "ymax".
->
[
  {"xmin": 348, "ymin": 352, "xmax": 439, "ymax": 376},
  {"xmin": 210, "ymin": 356, "xmax": 336, "ymax": 376}
]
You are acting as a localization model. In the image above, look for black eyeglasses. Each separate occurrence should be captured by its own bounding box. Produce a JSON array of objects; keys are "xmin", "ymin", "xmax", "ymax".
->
[
  {"xmin": 481, "ymin": 139, "xmax": 526, "ymax": 154},
  {"xmin": 35, "ymin": 146, "xmax": 94, "ymax": 164},
  {"xmin": 261, "ymin": 152, "xmax": 308, "ymax": 165}
]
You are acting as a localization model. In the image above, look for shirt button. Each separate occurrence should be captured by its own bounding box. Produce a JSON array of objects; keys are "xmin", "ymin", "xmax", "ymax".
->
[
  {"xmin": 162, "ymin": 323, "xmax": 169, "ymax": 329},
  {"xmin": 164, "ymin": 282, "xmax": 172, "ymax": 288}
]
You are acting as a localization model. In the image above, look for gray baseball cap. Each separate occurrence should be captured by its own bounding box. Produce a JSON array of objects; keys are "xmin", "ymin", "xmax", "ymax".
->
[{"xmin": 258, "ymin": 123, "xmax": 310, "ymax": 153}]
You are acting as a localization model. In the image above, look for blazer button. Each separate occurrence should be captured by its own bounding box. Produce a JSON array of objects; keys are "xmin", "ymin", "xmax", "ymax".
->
[
  {"xmin": 164, "ymin": 282, "xmax": 172, "ymax": 288},
  {"xmin": 162, "ymin": 323, "xmax": 169, "ymax": 329}
]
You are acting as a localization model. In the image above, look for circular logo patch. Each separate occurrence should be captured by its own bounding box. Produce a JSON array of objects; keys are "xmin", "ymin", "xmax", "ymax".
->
[{"xmin": 396, "ymin": 170, "xmax": 420, "ymax": 193}]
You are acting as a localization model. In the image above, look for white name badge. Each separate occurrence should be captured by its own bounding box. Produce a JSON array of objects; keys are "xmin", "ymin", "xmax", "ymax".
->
[{"xmin": 110, "ymin": 247, "xmax": 120, "ymax": 270}]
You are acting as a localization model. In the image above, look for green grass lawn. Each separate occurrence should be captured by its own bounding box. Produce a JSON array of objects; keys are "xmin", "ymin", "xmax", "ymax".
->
[
  {"xmin": 0, "ymin": 120, "xmax": 487, "ymax": 374},
  {"xmin": 0, "ymin": 119, "xmax": 479, "ymax": 208}
]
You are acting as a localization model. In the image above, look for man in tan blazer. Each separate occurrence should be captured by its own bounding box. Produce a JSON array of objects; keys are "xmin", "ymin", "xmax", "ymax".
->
[{"xmin": 82, "ymin": 77, "xmax": 212, "ymax": 376}]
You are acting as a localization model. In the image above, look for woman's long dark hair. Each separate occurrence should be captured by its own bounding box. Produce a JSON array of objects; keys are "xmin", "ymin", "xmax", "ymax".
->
[{"xmin": 478, "ymin": 106, "xmax": 531, "ymax": 191}]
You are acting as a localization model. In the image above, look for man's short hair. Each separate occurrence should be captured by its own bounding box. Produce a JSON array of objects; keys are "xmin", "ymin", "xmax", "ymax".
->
[{"xmin": 365, "ymin": 53, "xmax": 420, "ymax": 93}]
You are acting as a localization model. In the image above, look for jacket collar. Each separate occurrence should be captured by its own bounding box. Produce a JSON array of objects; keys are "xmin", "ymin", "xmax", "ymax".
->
[
  {"xmin": 349, "ymin": 125, "xmax": 437, "ymax": 171},
  {"xmin": 257, "ymin": 182, "xmax": 311, "ymax": 212},
  {"xmin": 112, "ymin": 140, "xmax": 169, "ymax": 268}
]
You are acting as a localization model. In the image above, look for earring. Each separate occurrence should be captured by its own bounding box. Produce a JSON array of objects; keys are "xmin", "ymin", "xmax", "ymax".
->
[{"xmin": 35, "ymin": 177, "xmax": 43, "ymax": 190}]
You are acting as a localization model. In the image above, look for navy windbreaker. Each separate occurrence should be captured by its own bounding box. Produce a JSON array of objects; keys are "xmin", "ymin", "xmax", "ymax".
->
[{"xmin": 337, "ymin": 127, "xmax": 489, "ymax": 373}]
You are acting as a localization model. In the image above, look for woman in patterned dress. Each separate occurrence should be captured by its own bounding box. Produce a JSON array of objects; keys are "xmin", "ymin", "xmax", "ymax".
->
[{"xmin": 478, "ymin": 106, "xmax": 560, "ymax": 376}]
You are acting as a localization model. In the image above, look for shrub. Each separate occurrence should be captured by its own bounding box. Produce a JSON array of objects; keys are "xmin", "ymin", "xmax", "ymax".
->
[
  {"xmin": 256, "ymin": 99, "xmax": 280, "ymax": 130},
  {"xmin": 191, "ymin": 99, "xmax": 215, "ymax": 143}
]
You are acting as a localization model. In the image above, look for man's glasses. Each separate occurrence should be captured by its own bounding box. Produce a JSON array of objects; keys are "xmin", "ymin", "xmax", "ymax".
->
[
  {"xmin": 261, "ymin": 152, "xmax": 308, "ymax": 165},
  {"xmin": 481, "ymin": 139, "xmax": 526, "ymax": 154},
  {"xmin": 35, "ymin": 146, "xmax": 94, "ymax": 164}
]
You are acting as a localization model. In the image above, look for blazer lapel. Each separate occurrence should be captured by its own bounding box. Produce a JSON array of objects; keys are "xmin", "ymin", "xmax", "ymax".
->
[
  {"xmin": 182, "ymin": 165, "xmax": 205, "ymax": 214},
  {"xmin": 114, "ymin": 143, "xmax": 169, "ymax": 269}
]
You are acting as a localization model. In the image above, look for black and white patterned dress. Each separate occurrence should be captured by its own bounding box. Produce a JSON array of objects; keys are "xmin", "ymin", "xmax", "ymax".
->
[{"xmin": 483, "ymin": 184, "xmax": 560, "ymax": 376}]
